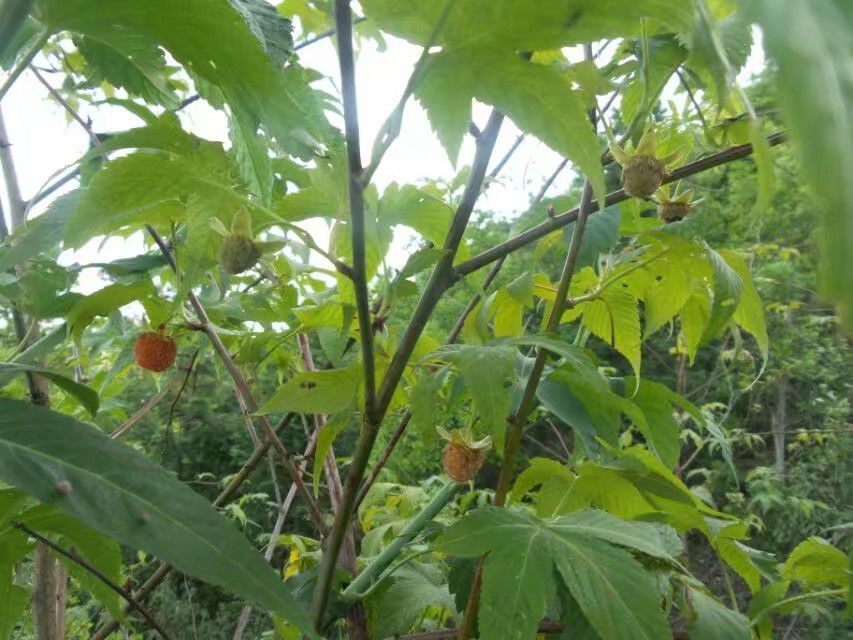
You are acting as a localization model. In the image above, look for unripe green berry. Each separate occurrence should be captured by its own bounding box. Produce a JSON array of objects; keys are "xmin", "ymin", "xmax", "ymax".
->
[
  {"xmin": 219, "ymin": 234, "xmax": 261, "ymax": 274},
  {"xmin": 621, "ymin": 154, "xmax": 665, "ymax": 198}
]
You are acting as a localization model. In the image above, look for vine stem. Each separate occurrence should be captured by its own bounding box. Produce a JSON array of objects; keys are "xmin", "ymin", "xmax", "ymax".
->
[
  {"xmin": 144, "ymin": 225, "xmax": 327, "ymax": 535},
  {"xmin": 13, "ymin": 522, "xmax": 173, "ymax": 640}
]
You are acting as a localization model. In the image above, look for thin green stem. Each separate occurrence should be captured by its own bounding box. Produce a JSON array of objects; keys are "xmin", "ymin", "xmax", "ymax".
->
[
  {"xmin": 342, "ymin": 481, "xmax": 460, "ymax": 601},
  {"xmin": 750, "ymin": 588, "xmax": 845, "ymax": 626},
  {"xmin": 361, "ymin": 0, "xmax": 454, "ymax": 185}
]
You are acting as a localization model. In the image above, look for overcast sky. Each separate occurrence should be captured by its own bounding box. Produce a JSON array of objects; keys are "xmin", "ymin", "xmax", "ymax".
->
[{"xmin": 0, "ymin": 21, "xmax": 765, "ymax": 296}]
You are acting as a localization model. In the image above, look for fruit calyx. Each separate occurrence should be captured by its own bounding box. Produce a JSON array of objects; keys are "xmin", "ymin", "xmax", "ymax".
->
[
  {"xmin": 656, "ymin": 183, "xmax": 700, "ymax": 223},
  {"xmin": 215, "ymin": 209, "xmax": 262, "ymax": 274},
  {"xmin": 607, "ymin": 123, "xmax": 681, "ymax": 199}
]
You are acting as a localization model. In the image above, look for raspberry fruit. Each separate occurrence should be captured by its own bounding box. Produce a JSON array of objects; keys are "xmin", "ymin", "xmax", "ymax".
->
[
  {"xmin": 437, "ymin": 427, "xmax": 491, "ymax": 483},
  {"xmin": 134, "ymin": 332, "xmax": 177, "ymax": 372},
  {"xmin": 442, "ymin": 441, "xmax": 487, "ymax": 482},
  {"xmin": 658, "ymin": 201, "xmax": 690, "ymax": 223},
  {"xmin": 219, "ymin": 234, "xmax": 261, "ymax": 274},
  {"xmin": 656, "ymin": 184, "xmax": 698, "ymax": 224},
  {"xmin": 621, "ymin": 154, "xmax": 665, "ymax": 198}
]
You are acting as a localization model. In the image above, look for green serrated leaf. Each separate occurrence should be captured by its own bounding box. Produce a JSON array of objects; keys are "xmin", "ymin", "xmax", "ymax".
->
[
  {"xmin": 0, "ymin": 363, "xmax": 99, "ymax": 417},
  {"xmin": 747, "ymin": 0, "xmax": 853, "ymax": 329},
  {"xmin": 782, "ymin": 537, "xmax": 848, "ymax": 588},
  {"xmin": 76, "ymin": 35, "xmax": 179, "ymax": 108},
  {"xmin": 427, "ymin": 344, "xmax": 516, "ymax": 449},
  {"xmin": 42, "ymin": 0, "xmax": 330, "ymax": 148},
  {"xmin": 687, "ymin": 589, "xmax": 751, "ymax": 640},
  {"xmin": 363, "ymin": 0, "xmax": 696, "ymax": 51},
  {"xmin": 0, "ymin": 192, "xmax": 77, "ymax": 273},
  {"xmin": 700, "ymin": 245, "xmax": 743, "ymax": 345},
  {"xmin": 435, "ymin": 507, "xmax": 672, "ymax": 640},
  {"xmin": 66, "ymin": 280, "xmax": 156, "ymax": 341},
  {"xmin": 260, "ymin": 366, "xmax": 361, "ymax": 415},
  {"xmin": 0, "ymin": 398, "xmax": 317, "ymax": 637},
  {"xmin": 312, "ymin": 411, "xmax": 355, "ymax": 497}
]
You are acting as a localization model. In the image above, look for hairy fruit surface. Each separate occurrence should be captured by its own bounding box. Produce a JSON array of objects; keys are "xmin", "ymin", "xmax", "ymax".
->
[
  {"xmin": 621, "ymin": 154, "xmax": 665, "ymax": 198},
  {"xmin": 134, "ymin": 332, "xmax": 177, "ymax": 372},
  {"xmin": 442, "ymin": 441, "xmax": 486, "ymax": 482},
  {"xmin": 219, "ymin": 234, "xmax": 261, "ymax": 274},
  {"xmin": 659, "ymin": 201, "xmax": 691, "ymax": 223}
]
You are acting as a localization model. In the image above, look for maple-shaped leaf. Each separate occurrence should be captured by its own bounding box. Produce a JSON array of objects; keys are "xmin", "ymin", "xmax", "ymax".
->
[{"xmin": 435, "ymin": 507, "xmax": 674, "ymax": 640}]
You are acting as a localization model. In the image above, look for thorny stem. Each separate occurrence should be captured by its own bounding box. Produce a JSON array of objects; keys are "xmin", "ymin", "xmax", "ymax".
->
[
  {"xmin": 13, "ymin": 523, "xmax": 173, "ymax": 640},
  {"xmin": 676, "ymin": 67, "xmax": 709, "ymax": 132},
  {"xmin": 145, "ymin": 225, "xmax": 327, "ymax": 535},
  {"xmin": 110, "ymin": 374, "xmax": 184, "ymax": 439},
  {"xmin": 375, "ymin": 109, "xmax": 504, "ymax": 419},
  {"xmin": 311, "ymin": 1, "xmax": 379, "ymax": 628},
  {"xmin": 334, "ymin": 0, "xmax": 377, "ymax": 419}
]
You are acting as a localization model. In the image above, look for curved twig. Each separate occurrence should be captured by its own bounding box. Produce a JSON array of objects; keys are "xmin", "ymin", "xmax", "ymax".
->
[{"xmin": 13, "ymin": 522, "xmax": 173, "ymax": 640}]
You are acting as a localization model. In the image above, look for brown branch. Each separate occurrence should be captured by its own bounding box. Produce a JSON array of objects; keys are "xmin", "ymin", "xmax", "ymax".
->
[
  {"xmin": 14, "ymin": 522, "xmax": 173, "ymax": 640},
  {"xmin": 144, "ymin": 225, "xmax": 327, "ymax": 535},
  {"xmin": 354, "ymin": 124, "xmax": 556, "ymax": 507},
  {"xmin": 487, "ymin": 133, "xmax": 525, "ymax": 179},
  {"xmin": 454, "ymin": 131, "xmax": 788, "ymax": 277},
  {"xmin": 110, "ymin": 374, "xmax": 183, "ymax": 439}
]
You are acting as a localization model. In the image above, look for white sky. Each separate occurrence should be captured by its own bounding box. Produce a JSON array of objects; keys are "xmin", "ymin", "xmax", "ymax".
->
[{"xmin": 0, "ymin": 22, "xmax": 765, "ymax": 296}]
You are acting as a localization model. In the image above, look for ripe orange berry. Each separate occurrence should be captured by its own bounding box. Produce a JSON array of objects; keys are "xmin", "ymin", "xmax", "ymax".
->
[
  {"xmin": 442, "ymin": 441, "xmax": 486, "ymax": 482},
  {"xmin": 134, "ymin": 332, "xmax": 177, "ymax": 372}
]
